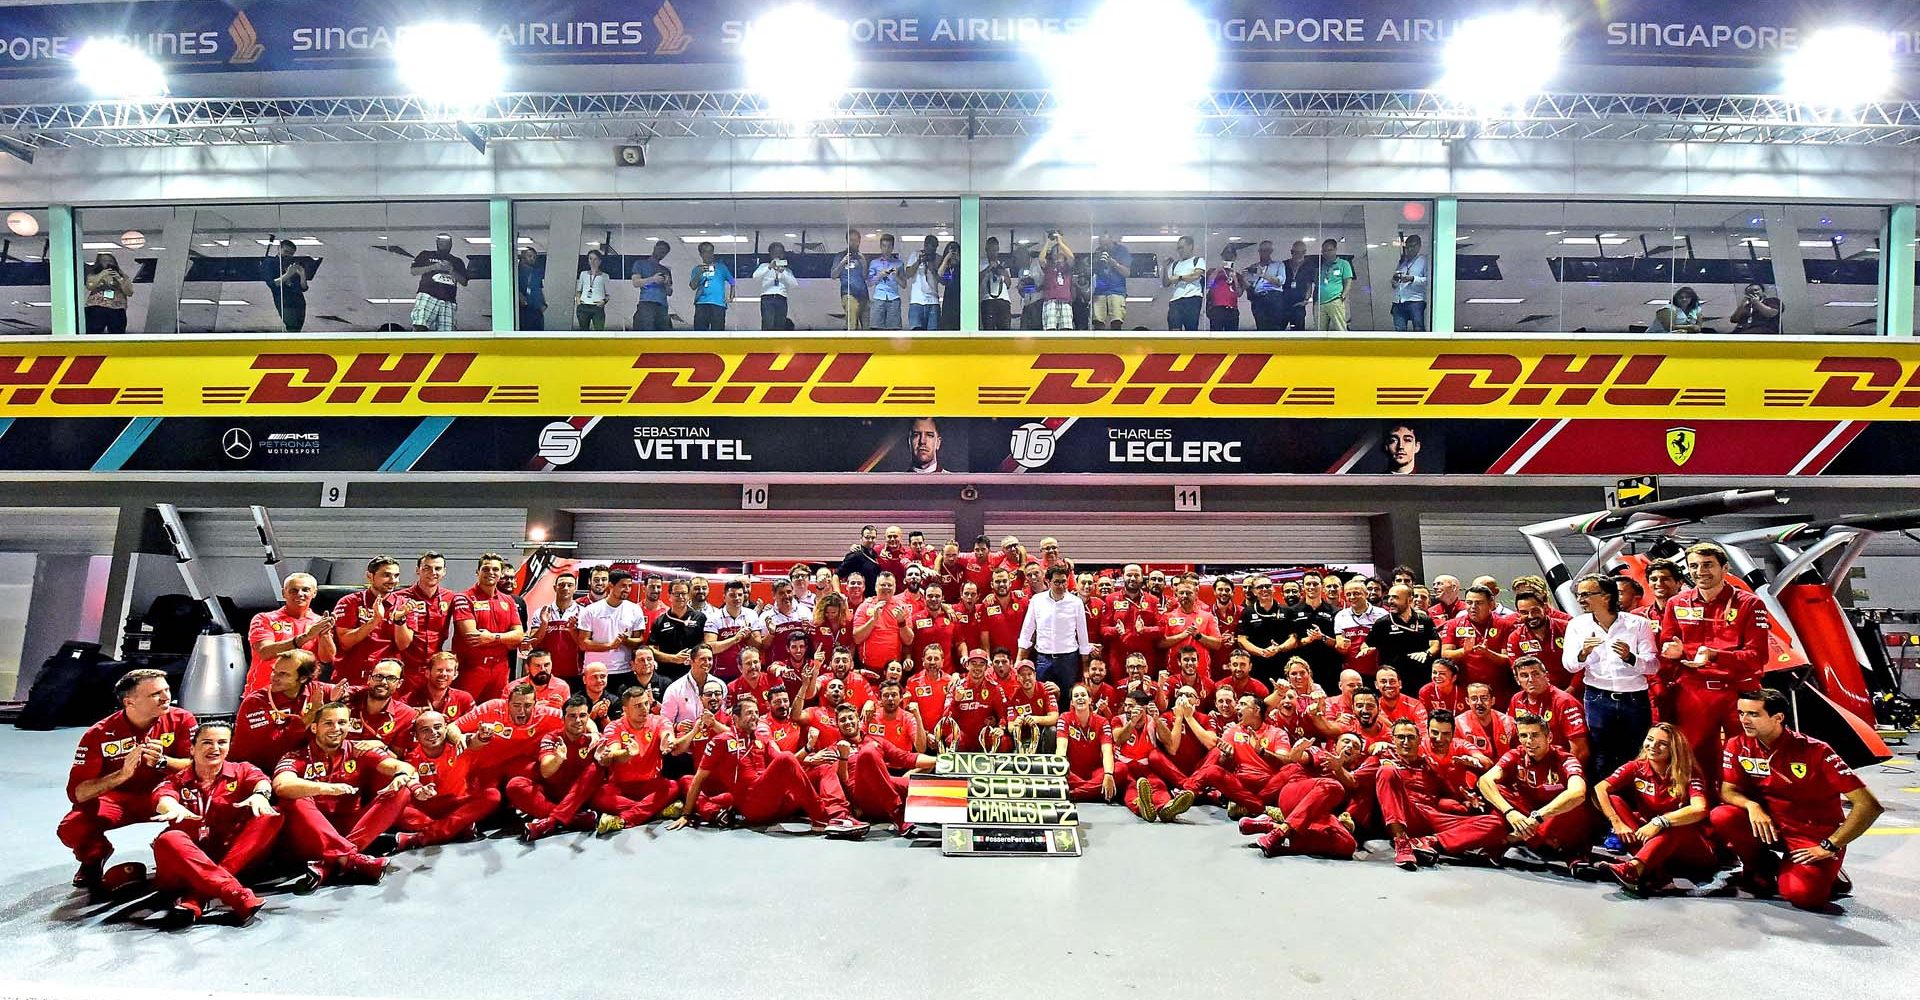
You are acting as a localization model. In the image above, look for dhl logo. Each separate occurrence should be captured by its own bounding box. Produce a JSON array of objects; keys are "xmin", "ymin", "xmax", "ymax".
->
[
  {"xmin": 0, "ymin": 354, "xmax": 159, "ymax": 406},
  {"xmin": 1392, "ymin": 353, "xmax": 1696, "ymax": 408},
  {"xmin": 989, "ymin": 353, "xmax": 1308, "ymax": 407},
  {"xmin": 207, "ymin": 353, "xmax": 528, "ymax": 406},
  {"xmin": 581, "ymin": 352, "xmax": 930, "ymax": 406},
  {"xmin": 1761, "ymin": 357, "xmax": 1920, "ymax": 409}
]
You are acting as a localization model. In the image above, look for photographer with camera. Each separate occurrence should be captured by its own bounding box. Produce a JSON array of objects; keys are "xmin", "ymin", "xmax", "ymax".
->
[
  {"xmin": 1091, "ymin": 233, "xmax": 1131, "ymax": 330},
  {"xmin": 686, "ymin": 240, "xmax": 735, "ymax": 332},
  {"xmin": 980, "ymin": 236, "xmax": 1015, "ymax": 331},
  {"xmin": 1036, "ymin": 229, "xmax": 1077, "ymax": 331},
  {"xmin": 1729, "ymin": 282, "xmax": 1782, "ymax": 335},
  {"xmin": 84, "ymin": 251, "xmax": 135, "ymax": 334},
  {"xmin": 752, "ymin": 241, "xmax": 799, "ymax": 330},
  {"xmin": 865, "ymin": 233, "xmax": 903, "ymax": 330}
]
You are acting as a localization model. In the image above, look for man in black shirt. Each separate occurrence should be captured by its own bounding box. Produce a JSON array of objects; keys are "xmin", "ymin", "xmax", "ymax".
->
[
  {"xmin": 1366, "ymin": 584, "xmax": 1440, "ymax": 679},
  {"xmin": 408, "ymin": 232, "xmax": 469, "ymax": 332},
  {"xmin": 1284, "ymin": 575, "xmax": 1342, "ymax": 693},
  {"xmin": 645, "ymin": 579, "xmax": 707, "ymax": 681},
  {"xmin": 836, "ymin": 524, "xmax": 883, "ymax": 592},
  {"xmin": 1236, "ymin": 577, "xmax": 1292, "ymax": 684}
]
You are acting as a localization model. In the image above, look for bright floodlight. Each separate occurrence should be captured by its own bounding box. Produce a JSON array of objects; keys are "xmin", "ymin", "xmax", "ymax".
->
[
  {"xmin": 743, "ymin": 5, "xmax": 853, "ymax": 123},
  {"xmin": 73, "ymin": 38, "xmax": 168, "ymax": 100},
  {"xmin": 1047, "ymin": 0, "xmax": 1216, "ymax": 137},
  {"xmin": 394, "ymin": 22, "xmax": 507, "ymax": 111},
  {"xmin": 1437, "ymin": 12, "xmax": 1564, "ymax": 116},
  {"xmin": 1783, "ymin": 27, "xmax": 1895, "ymax": 111}
]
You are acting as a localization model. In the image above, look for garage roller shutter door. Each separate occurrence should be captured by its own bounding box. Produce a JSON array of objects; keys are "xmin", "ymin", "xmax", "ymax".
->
[
  {"xmin": 179, "ymin": 508, "xmax": 528, "ymax": 562},
  {"xmin": 0, "ymin": 507, "xmax": 118, "ymax": 555},
  {"xmin": 574, "ymin": 511, "xmax": 958, "ymax": 562},
  {"xmin": 985, "ymin": 514, "xmax": 1371, "ymax": 564}
]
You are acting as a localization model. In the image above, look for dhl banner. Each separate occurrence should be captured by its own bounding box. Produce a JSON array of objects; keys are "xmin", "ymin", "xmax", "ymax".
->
[{"xmin": 7, "ymin": 336, "xmax": 1920, "ymax": 420}]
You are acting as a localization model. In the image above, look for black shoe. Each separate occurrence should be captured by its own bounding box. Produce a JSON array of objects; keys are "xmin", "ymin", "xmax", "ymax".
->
[
  {"xmin": 1501, "ymin": 845, "xmax": 1550, "ymax": 871},
  {"xmin": 72, "ymin": 860, "xmax": 104, "ymax": 890},
  {"xmin": 365, "ymin": 833, "xmax": 400, "ymax": 858},
  {"xmin": 1833, "ymin": 869, "xmax": 1853, "ymax": 899},
  {"xmin": 1568, "ymin": 860, "xmax": 1607, "ymax": 883},
  {"xmin": 288, "ymin": 861, "xmax": 327, "ymax": 895},
  {"xmin": 1687, "ymin": 868, "xmax": 1739, "ymax": 898},
  {"xmin": 158, "ymin": 899, "xmax": 202, "ymax": 930}
]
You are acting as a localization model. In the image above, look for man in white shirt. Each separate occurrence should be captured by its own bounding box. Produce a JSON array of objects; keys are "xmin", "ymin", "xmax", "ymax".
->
[
  {"xmin": 905, "ymin": 235, "xmax": 944, "ymax": 331},
  {"xmin": 751, "ymin": 242, "xmax": 799, "ymax": 330},
  {"xmin": 1390, "ymin": 235, "xmax": 1429, "ymax": 332},
  {"xmin": 574, "ymin": 569, "xmax": 650, "ymax": 693},
  {"xmin": 661, "ymin": 645, "xmax": 727, "ymax": 727},
  {"xmin": 1562, "ymin": 573, "xmax": 1659, "ymax": 780},
  {"xmin": 1018, "ymin": 565, "xmax": 1093, "ymax": 695}
]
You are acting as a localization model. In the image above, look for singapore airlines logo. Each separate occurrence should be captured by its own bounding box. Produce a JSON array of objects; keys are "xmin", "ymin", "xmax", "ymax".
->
[
  {"xmin": 228, "ymin": 11, "xmax": 266, "ymax": 65},
  {"xmin": 654, "ymin": 1, "xmax": 693, "ymax": 55}
]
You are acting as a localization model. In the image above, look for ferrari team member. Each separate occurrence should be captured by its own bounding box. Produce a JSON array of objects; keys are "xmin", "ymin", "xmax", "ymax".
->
[
  {"xmin": 396, "ymin": 710, "xmax": 500, "ymax": 850},
  {"xmin": 1366, "ymin": 584, "xmax": 1439, "ymax": 681},
  {"xmin": 1100, "ymin": 564, "xmax": 1162, "ymax": 671},
  {"xmin": 331, "ymin": 556, "xmax": 409, "ymax": 687},
  {"xmin": 704, "ymin": 579, "xmax": 767, "ymax": 682},
  {"xmin": 272, "ymin": 702, "xmax": 416, "ymax": 888},
  {"xmin": 147, "ymin": 721, "xmax": 280, "ymax": 926},
  {"xmin": 1594, "ymin": 722, "xmax": 1715, "ymax": 895},
  {"xmin": 514, "ymin": 649, "xmax": 571, "ymax": 709},
  {"xmin": 903, "ymin": 648, "xmax": 951, "ymax": 740},
  {"xmin": 852, "ymin": 571, "xmax": 914, "ymax": 671},
  {"xmin": 452, "ymin": 552, "xmax": 525, "ymax": 698},
  {"xmin": 1373, "ymin": 667, "xmax": 1429, "ymax": 728},
  {"xmin": 1456, "ymin": 682, "xmax": 1517, "ymax": 761},
  {"xmin": 979, "ymin": 568, "xmax": 1029, "ymax": 663},
  {"xmin": 408, "ymin": 651, "xmax": 477, "ymax": 723},
  {"xmin": 1428, "ymin": 575, "xmax": 1464, "ymax": 623},
  {"xmin": 793, "ymin": 704, "xmax": 869, "ymax": 837},
  {"xmin": 1057, "ymin": 684, "xmax": 1116, "ymax": 802},
  {"xmin": 1564, "ymin": 573, "xmax": 1660, "ymax": 781},
  {"xmin": 1331, "ymin": 578, "xmax": 1386, "ymax": 677},
  {"xmin": 245, "ymin": 572, "xmax": 334, "ymax": 693},
  {"xmin": 1082, "ymin": 656, "xmax": 1120, "ymax": 717},
  {"xmin": 1243, "ymin": 730, "xmax": 1372, "ymax": 851},
  {"xmin": 1336, "ymin": 689, "xmax": 1394, "ymax": 753},
  {"xmin": 762, "ymin": 686, "xmax": 806, "ymax": 752},
  {"xmin": 763, "ymin": 578, "xmax": 814, "ymax": 668},
  {"xmin": 529, "ymin": 570, "xmax": 584, "ymax": 688},
  {"xmin": 1216, "ymin": 649, "xmax": 1271, "ymax": 704},
  {"xmin": 945, "ymin": 650, "xmax": 1009, "ymax": 752},
  {"xmin": 344, "ymin": 659, "xmax": 418, "ymax": 754},
  {"xmin": 1478, "ymin": 712, "xmax": 1592, "ymax": 864},
  {"xmin": 455, "ymin": 682, "xmax": 565, "ymax": 793},
  {"xmin": 907, "ymin": 583, "xmax": 959, "ymax": 667},
  {"xmin": 1283, "ymin": 575, "xmax": 1342, "ymax": 694},
  {"xmin": 1006, "ymin": 660, "xmax": 1060, "ymax": 751},
  {"xmin": 865, "ymin": 680, "xmax": 924, "ymax": 754},
  {"xmin": 1418, "ymin": 659, "xmax": 1468, "ymax": 719},
  {"xmin": 1370, "ymin": 714, "xmax": 1509, "ymax": 870},
  {"xmin": 393, "ymin": 552, "xmax": 455, "ymax": 698},
  {"xmin": 842, "ymin": 702, "xmax": 939, "ymax": 824},
  {"xmin": 1158, "ymin": 580, "xmax": 1224, "ymax": 680},
  {"xmin": 1159, "ymin": 685, "xmax": 1221, "ymax": 785},
  {"xmin": 1659, "ymin": 542, "xmax": 1770, "ymax": 782},
  {"xmin": 669, "ymin": 694, "xmax": 832, "ymax": 830},
  {"xmin": 1189, "ymin": 695, "xmax": 1286, "ymax": 816},
  {"xmin": 587, "ymin": 685, "xmax": 685, "ymax": 835},
  {"xmin": 59, "ymin": 668, "xmax": 196, "ymax": 891},
  {"xmin": 1509, "ymin": 655, "xmax": 1590, "ymax": 764},
  {"xmin": 1112, "ymin": 692, "xmax": 1195, "ymax": 822},
  {"xmin": 514, "ymin": 695, "xmax": 609, "ymax": 840},
  {"xmin": 233, "ymin": 649, "xmax": 333, "ymax": 769},
  {"xmin": 1506, "ymin": 592, "xmax": 1573, "ymax": 693},
  {"xmin": 1711, "ymin": 688, "xmax": 1884, "ymax": 911},
  {"xmin": 1442, "ymin": 585, "xmax": 1517, "ymax": 704}
]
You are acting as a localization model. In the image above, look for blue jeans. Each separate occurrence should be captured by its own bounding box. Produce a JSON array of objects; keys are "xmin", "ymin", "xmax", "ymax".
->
[
  {"xmin": 1034, "ymin": 650, "xmax": 1082, "ymax": 696},
  {"xmin": 1584, "ymin": 687, "xmax": 1652, "ymax": 781},
  {"xmin": 908, "ymin": 302, "xmax": 940, "ymax": 330},
  {"xmin": 1392, "ymin": 300, "xmax": 1427, "ymax": 332},
  {"xmin": 1167, "ymin": 296, "xmax": 1201, "ymax": 331}
]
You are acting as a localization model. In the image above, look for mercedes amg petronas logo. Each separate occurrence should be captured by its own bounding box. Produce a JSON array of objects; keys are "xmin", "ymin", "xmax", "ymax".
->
[{"xmin": 222, "ymin": 427, "xmax": 253, "ymax": 460}]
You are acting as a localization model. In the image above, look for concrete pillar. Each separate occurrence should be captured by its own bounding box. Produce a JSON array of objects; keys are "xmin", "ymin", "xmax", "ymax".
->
[
  {"xmin": 98, "ymin": 505, "xmax": 169, "ymax": 657},
  {"xmin": 1369, "ymin": 508, "xmax": 1424, "ymax": 578},
  {"xmin": 139, "ymin": 208, "xmax": 197, "ymax": 334},
  {"xmin": 540, "ymin": 203, "xmax": 585, "ymax": 332},
  {"xmin": 1881, "ymin": 204, "xmax": 1914, "ymax": 337}
]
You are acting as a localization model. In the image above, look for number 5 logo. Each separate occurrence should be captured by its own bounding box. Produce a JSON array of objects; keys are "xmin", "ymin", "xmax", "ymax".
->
[{"xmin": 1009, "ymin": 422, "xmax": 1057, "ymax": 470}]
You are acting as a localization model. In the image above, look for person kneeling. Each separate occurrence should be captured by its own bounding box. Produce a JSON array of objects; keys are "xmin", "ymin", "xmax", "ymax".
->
[
  {"xmin": 1477, "ymin": 712, "xmax": 1593, "ymax": 871},
  {"xmin": 271, "ymin": 702, "xmax": 417, "ymax": 889}
]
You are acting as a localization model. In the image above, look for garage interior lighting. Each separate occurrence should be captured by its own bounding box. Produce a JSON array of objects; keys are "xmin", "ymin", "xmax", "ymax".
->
[
  {"xmin": 743, "ymin": 5, "xmax": 853, "ymax": 124},
  {"xmin": 253, "ymin": 237, "xmax": 323, "ymax": 246},
  {"xmin": 1466, "ymin": 298, "xmax": 1527, "ymax": 304},
  {"xmin": 680, "ymin": 235, "xmax": 751, "ymax": 244},
  {"xmin": 1437, "ymin": 12, "xmax": 1565, "ymax": 117},
  {"xmin": 395, "ymin": 22, "xmax": 506, "ymax": 112},
  {"xmin": 73, "ymin": 37, "xmax": 168, "ymax": 100},
  {"xmin": 1783, "ymin": 27, "xmax": 1895, "ymax": 111}
]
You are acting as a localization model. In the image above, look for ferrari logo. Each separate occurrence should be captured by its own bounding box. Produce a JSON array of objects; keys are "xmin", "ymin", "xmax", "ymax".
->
[
  {"xmin": 1666, "ymin": 427, "xmax": 1696, "ymax": 467},
  {"xmin": 1790, "ymin": 762, "xmax": 1808, "ymax": 779}
]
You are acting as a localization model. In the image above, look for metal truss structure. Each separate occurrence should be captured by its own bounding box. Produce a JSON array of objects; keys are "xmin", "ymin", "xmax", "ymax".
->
[{"xmin": 2, "ymin": 89, "xmax": 1919, "ymax": 153}]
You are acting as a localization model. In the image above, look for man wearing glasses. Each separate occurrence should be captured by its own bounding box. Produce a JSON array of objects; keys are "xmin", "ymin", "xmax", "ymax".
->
[{"xmin": 1562, "ymin": 574, "xmax": 1659, "ymax": 780}]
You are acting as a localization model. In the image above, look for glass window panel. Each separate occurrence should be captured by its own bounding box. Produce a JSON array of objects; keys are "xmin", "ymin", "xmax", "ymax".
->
[{"xmin": 0, "ymin": 208, "xmax": 52, "ymax": 334}]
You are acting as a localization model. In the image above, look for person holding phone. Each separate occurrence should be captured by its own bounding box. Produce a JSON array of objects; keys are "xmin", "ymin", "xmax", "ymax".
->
[
  {"xmin": 1729, "ymin": 282, "xmax": 1783, "ymax": 335},
  {"xmin": 831, "ymin": 229, "xmax": 867, "ymax": 330},
  {"xmin": 1391, "ymin": 234, "xmax": 1429, "ymax": 332},
  {"xmin": 1160, "ymin": 235, "xmax": 1205, "ymax": 331},
  {"xmin": 574, "ymin": 249, "xmax": 610, "ymax": 331},
  {"xmin": 628, "ymin": 239, "xmax": 674, "ymax": 331},
  {"xmin": 904, "ymin": 234, "xmax": 943, "ymax": 331},
  {"xmin": 1205, "ymin": 245, "xmax": 1245, "ymax": 331},
  {"xmin": 687, "ymin": 240, "xmax": 734, "ymax": 331},
  {"xmin": 266, "ymin": 237, "xmax": 310, "ymax": 333},
  {"xmin": 979, "ymin": 236, "xmax": 1015, "ymax": 331},
  {"xmin": 1036, "ymin": 230, "xmax": 1077, "ymax": 331},
  {"xmin": 1091, "ymin": 234, "xmax": 1130, "ymax": 330},
  {"xmin": 84, "ymin": 251, "xmax": 134, "ymax": 334},
  {"xmin": 408, "ymin": 233, "xmax": 469, "ymax": 332},
  {"xmin": 866, "ymin": 233, "xmax": 903, "ymax": 330},
  {"xmin": 752, "ymin": 241, "xmax": 798, "ymax": 330}
]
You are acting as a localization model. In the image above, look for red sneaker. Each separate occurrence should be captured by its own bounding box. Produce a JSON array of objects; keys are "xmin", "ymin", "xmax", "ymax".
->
[
  {"xmin": 1393, "ymin": 837, "xmax": 1418, "ymax": 871},
  {"xmin": 1238, "ymin": 815, "xmax": 1276, "ymax": 836},
  {"xmin": 335, "ymin": 853, "xmax": 388, "ymax": 884},
  {"xmin": 1257, "ymin": 830, "xmax": 1289, "ymax": 859}
]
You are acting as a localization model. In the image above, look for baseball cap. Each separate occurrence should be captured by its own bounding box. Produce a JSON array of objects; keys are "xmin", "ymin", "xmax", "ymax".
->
[{"xmin": 965, "ymin": 650, "xmax": 988, "ymax": 664}]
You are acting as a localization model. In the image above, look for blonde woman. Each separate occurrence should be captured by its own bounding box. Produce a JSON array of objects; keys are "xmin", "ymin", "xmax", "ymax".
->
[{"xmin": 1593, "ymin": 722, "xmax": 1717, "ymax": 895}]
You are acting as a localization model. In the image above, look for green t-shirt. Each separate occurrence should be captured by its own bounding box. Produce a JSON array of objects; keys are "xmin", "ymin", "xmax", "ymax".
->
[{"xmin": 1317, "ymin": 257, "xmax": 1354, "ymax": 302}]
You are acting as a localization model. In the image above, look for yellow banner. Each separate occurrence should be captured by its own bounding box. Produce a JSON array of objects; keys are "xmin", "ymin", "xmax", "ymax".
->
[{"xmin": 5, "ymin": 336, "xmax": 1920, "ymax": 418}]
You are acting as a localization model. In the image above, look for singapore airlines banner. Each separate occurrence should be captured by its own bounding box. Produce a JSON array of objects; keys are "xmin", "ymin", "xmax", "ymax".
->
[
  {"xmin": 2, "ymin": 335, "xmax": 1919, "ymax": 476},
  {"xmin": 0, "ymin": 0, "xmax": 1913, "ymax": 80}
]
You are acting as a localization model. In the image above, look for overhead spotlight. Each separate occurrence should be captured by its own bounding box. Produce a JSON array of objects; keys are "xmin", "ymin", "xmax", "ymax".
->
[
  {"xmin": 1783, "ymin": 26, "xmax": 1894, "ymax": 112},
  {"xmin": 1045, "ymin": 0, "xmax": 1216, "ymax": 139},
  {"xmin": 73, "ymin": 37, "xmax": 169, "ymax": 101},
  {"xmin": 743, "ymin": 5, "xmax": 853, "ymax": 124},
  {"xmin": 394, "ymin": 22, "xmax": 507, "ymax": 114},
  {"xmin": 1436, "ymin": 12, "xmax": 1564, "ymax": 117}
]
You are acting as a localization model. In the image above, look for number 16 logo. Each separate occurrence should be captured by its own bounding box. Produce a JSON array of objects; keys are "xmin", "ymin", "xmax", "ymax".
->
[{"xmin": 1009, "ymin": 422, "xmax": 1057, "ymax": 470}]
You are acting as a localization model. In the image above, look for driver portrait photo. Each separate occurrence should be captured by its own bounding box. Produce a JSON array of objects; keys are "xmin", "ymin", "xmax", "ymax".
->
[
  {"xmin": 1384, "ymin": 423, "xmax": 1420, "ymax": 475},
  {"xmin": 908, "ymin": 416, "xmax": 945, "ymax": 474}
]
